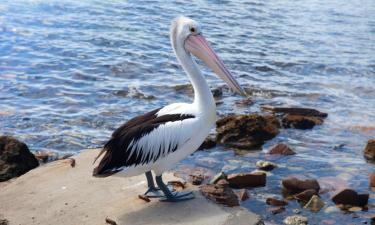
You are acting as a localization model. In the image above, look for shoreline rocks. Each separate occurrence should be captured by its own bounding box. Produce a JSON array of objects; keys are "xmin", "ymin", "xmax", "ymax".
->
[
  {"xmin": 364, "ymin": 139, "xmax": 375, "ymax": 161},
  {"xmin": 266, "ymin": 197, "xmax": 288, "ymax": 206},
  {"xmin": 200, "ymin": 183, "xmax": 239, "ymax": 207},
  {"xmin": 227, "ymin": 172, "xmax": 266, "ymax": 188},
  {"xmin": 268, "ymin": 143, "xmax": 296, "ymax": 155},
  {"xmin": 282, "ymin": 177, "xmax": 320, "ymax": 196},
  {"xmin": 0, "ymin": 136, "xmax": 39, "ymax": 182},
  {"xmin": 216, "ymin": 114, "xmax": 279, "ymax": 150},
  {"xmin": 331, "ymin": 189, "xmax": 369, "ymax": 207},
  {"xmin": 282, "ymin": 114, "xmax": 323, "ymax": 129}
]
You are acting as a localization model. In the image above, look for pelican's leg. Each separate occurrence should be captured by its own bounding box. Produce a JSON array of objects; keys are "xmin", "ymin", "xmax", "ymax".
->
[
  {"xmin": 155, "ymin": 174, "xmax": 194, "ymax": 202},
  {"xmin": 144, "ymin": 171, "xmax": 165, "ymax": 198}
]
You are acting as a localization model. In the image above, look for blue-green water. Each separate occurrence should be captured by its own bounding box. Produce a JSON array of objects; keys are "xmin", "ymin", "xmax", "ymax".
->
[{"xmin": 1, "ymin": 0, "xmax": 375, "ymax": 224}]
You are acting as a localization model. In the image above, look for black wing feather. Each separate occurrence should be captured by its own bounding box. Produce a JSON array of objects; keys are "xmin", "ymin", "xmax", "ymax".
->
[{"xmin": 93, "ymin": 108, "xmax": 194, "ymax": 177}]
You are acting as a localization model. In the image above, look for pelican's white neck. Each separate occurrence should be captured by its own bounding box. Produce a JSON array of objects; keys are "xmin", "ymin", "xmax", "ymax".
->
[{"xmin": 174, "ymin": 48, "xmax": 215, "ymax": 111}]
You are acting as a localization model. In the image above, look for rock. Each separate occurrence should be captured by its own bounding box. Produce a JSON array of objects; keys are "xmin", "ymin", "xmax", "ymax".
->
[
  {"xmin": 303, "ymin": 195, "xmax": 325, "ymax": 212},
  {"xmin": 282, "ymin": 114, "xmax": 323, "ymax": 129},
  {"xmin": 283, "ymin": 215, "xmax": 308, "ymax": 225},
  {"xmin": 216, "ymin": 114, "xmax": 279, "ymax": 149},
  {"xmin": 138, "ymin": 194, "xmax": 150, "ymax": 203},
  {"xmin": 294, "ymin": 189, "xmax": 318, "ymax": 202},
  {"xmin": 0, "ymin": 218, "xmax": 9, "ymax": 225},
  {"xmin": 0, "ymin": 136, "xmax": 39, "ymax": 182},
  {"xmin": 268, "ymin": 206, "xmax": 285, "ymax": 215},
  {"xmin": 211, "ymin": 87, "xmax": 223, "ymax": 99},
  {"xmin": 369, "ymin": 172, "xmax": 375, "ymax": 187},
  {"xmin": 348, "ymin": 206, "xmax": 362, "ymax": 212},
  {"xmin": 268, "ymin": 143, "xmax": 296, "ymax": 155},
  {"xmin": 331, "ymin": 189, "xmax": 369, "ymax": 207},
  {"xmin": 256, "ymin": 160, "xmax": 277, "ymax": 171},
  {"xmin": 198, "ymin": 135, "xmax": 216, "ymax": 150},
  {"xmin": 235, "ymin": 98, "xmax": 254, "ymax": 107},
  {"xmin": 209, "ymin": 171, "xmax": 227, "ymax": 184},
  {"xmin": 261, "ymin": 106, "xmax": 328, "ymax": 118},
  {"xmin": 216, "ymin": 179, "xmax": 229, "ymax": 186},
  {"xmin": 238, "ymin": 189, "xmax": 250, "ymax": 201},
  {"xmin": 190, "ymin": 174, "xmax": 205, "ymax": 185},
  {"xmin": 364, "ymin": 139, "xmax": 375, "ymax": 161},
  {"xmin": 282, "ymin": 177, "xmax": 320, "ymax": 195},
  {"xmin": 266, "ymin": 197, "xmax": 288, "ymax": 206},
  {"xmin": 105, "ymin": 217, "xmax": 117, "ymax": 225},
  {"xmin": 227, "ymin": 172, "xmax": 266, "ymax": 188},
  {"xmin": 200, "ymin": 184, "xmax": 239, "ymax": 207}
]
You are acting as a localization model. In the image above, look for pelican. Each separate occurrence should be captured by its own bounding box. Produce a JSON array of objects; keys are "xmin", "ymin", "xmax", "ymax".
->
[{"xmin": 93, "ymin": 16, "xmax": 245, "ymax": 202}]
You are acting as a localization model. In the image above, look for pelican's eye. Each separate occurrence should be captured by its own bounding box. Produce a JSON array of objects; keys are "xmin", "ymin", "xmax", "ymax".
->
[{"xmin": 190, "ymin": 27, "xmax": 196, "ymax": 33}]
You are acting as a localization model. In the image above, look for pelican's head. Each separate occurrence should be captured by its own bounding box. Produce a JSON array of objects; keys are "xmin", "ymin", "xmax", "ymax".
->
[{"xmin": 170, "ymin": 16, "xmax": 246, "ymax": 96}]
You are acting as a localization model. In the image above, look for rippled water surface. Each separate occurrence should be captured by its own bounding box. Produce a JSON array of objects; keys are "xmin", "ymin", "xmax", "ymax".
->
[{"xmin": 1, "ymin": 0, "xmax": 375, "ymax": 224}]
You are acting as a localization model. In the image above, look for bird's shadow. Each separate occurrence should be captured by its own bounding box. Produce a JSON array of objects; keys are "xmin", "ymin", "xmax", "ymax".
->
[{"xmin": 117, "ymin": 191, "xmax": 226, "ymax": 225}]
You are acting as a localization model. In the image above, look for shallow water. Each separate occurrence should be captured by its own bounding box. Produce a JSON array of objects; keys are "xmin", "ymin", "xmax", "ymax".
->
[{"xmin": 1, "ymin": 0, "xmax": 375, "ymax": 223}]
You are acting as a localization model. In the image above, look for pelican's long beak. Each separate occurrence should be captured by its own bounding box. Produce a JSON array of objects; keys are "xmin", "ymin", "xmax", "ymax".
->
[{"xmin": 185, "ymin": 34, "xmax": 246, "ymax": 96}]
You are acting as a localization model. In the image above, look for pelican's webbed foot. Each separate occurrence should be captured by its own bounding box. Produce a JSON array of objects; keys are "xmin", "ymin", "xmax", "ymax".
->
[
  {"xmin": 155, "ymin": 175, "xmax": 194, "ymax": 202},
  {"xmin": 144, "ymin": 171, "xmax": 173, "ymax": 198}
]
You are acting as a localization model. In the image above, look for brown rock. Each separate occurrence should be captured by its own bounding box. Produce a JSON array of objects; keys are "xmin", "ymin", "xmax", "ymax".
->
[
  {"xmin": 216, "ymin": 114, "xmax": 279, "ymax": 150},
  {"xmin": 268, "ymin": 206, "xmax": 285, "ymax": 215},
  {"xmin": 198, "ymin": 135, "xmax": 216, "ymax": 150},
  {"xmin": 200, "ymin": 184, "xmax": 239, "ymax": 207},
  {"xmin": 331, "ymin": 189, "xmax": 368, "ymax": 207},
  {"xmin": 261, "ymin": 106, "xmax": 328, "ymax": 118},
  {"xmin": 268, "ymin": 143, "xmax": 296, "ymax": 155},
  {"xmin": 294, "ymin": 189, "xmax": 318, "ymax": 202},
  {"xmin": 364, "ymin": 139, "xmax": 375, "ymax": 161},
  {"xmin": 227, "ymin": 172, "xmax": 266, "ymax": 188},
  {"xmin": 0, "ymin": 136, "xmax": 39, "ymax": 182},
  {"xmin": 282, "ymin": 177, "xmax": 320, "ymax": 195},
  {"xmin": 105, "ymin": 217, "xmax": 117, "ymax": 225},
  {"xmin": 282, "ymin": 114, "xmax": 323, "ymax": 129},
  {"xmin": 138, "ymin": 194, "xmax": 150, "ymax": 203},
  {"xmin": 216, "ymin": 179, "xmax": 229, "ymax": 187},
  {"xmin": 190, "ymin": 174, "xmax": 205, "ymax": 185},
  {"xmin": 369, "ymin": 172, "xmax": 375, "ymax": 187},
  {"xmin": 266, "ymin": 197, "xmax": 288, "ymax": 206},
  {"xmin": 238, "ymin": 189, "xmax": 250, "ymax": 201}
]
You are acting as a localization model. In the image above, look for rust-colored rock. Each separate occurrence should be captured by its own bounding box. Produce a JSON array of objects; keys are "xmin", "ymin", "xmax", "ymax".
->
[
  {"xmin": 364, "ymin": 139, "xmax": 375, "ymax": 161},
  {"xmin": 261, "ymin": 106, "xmax": 328, "ymax": 118},
  {"xmin": 0, "ymin": 136, "xmax": 39, "ymax": 182},
  {"xmin": 216, "ymin": 179, "xmax": 229, "ymax": 186},
  {"xmin": 266, "ymin": 197, "xmax": 288, "ymax": 206},
  {"xmin": 331, "ymin": 189, "xmax": 369, "ymax": 207},
  {"xmin": 268, "ymin": 206, "xmax": 285, "ymax": 215},
  {"xmin": 238, "ymin": 189, "xmax": 250, "ymax": 201},
  {"xmin": 200, "ymin": 184, "xmax": 239, "ymax": 207},
  {"xmin": 227, "ymin": 172, "xmax": 266, "ymax": 188},
  {"xmin": 138, "ymin": 194, "xmax": 150, "ymax": 203},
  {"xmin": 282, "ymin": 114, "xmax": 323, "ymax": 129},
  {"xmin": 198, "ymin": 135, "xmax": 216, "ymax": 150},
  {"xmin": 369, "ymin": 172, "xmax": 375, "ymax": 187},
  {"xmin": 282, "ymin": 177, "xmax": 320, "ymax": 195},
  {"xmin": 294, "ymin": 189, "xmax": 318, "ymax": 202},
  {"xmin": 268, "ymin": 143, "xmax": 296, "ymax": 155},
  {"xmin": 216, "ymin": 114, "xmax": 280, "ymax": 149}
]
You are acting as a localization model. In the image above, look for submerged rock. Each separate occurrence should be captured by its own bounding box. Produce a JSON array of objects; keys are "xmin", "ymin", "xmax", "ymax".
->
[
  {"xmin": 266, "ymin": 197, "xmax": 288, "ymax": 206},
  {"xmin": 216, "ymin": 114, "xmax": 279, "ymax": 150},
  {"xmin": 0, "ymin": 136, "xmax": 39, "ymax": 182},
  {"xmin": 283, "ymin": 215, "xmax": 308, "ymax": 225},
  {"xmin": 189, "ymin": 173, "xmax": 205, "ymax": 185},
  {"xmin": 268, "ymin": 206, "xmax": 285, "ymax": 215},
  {"xmin": 227, "ymin": 172, "xmax": 266, "ymax": 188},
  {"xmin": 282, "ymin": 177, "xmax": 320, "ymax": 196},
  {"xmin": 331, "ymin": 189, "xmax": 368, "ymax": 207},
  {"xmin": 303, "ymin": 195, "xmax": 325, "ymax": 212},
  {"xmin": 282, "ymin": 114, "xmax": 323, "ymax": 129},
  {"xmin": 364, "ymin": 139, "xmax": 375, "ymax": 161},
  {"xmin": 256, "ymin": 160, "xmax": 277, "ymax": 171},
  {"xmin": 268, "ymin": 143, "xmax": 296, "ymax": 155},
  {"xmin": 262, "ymin": 106, "xmax": 328, "ymax": 118},
  {"xmin": 200, "ymin": 183, "xmax": 239, "ymax": 207},
  {"xmin": 294, "ymin": 189, "xmax": 318, "ymax": 202}
]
